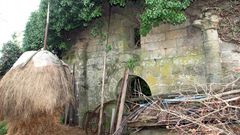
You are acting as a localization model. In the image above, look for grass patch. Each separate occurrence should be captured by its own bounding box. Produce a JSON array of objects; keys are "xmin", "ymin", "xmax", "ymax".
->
[{"xmin": 0, "ymin": 121, "xmax": 7, "ymax": 135}]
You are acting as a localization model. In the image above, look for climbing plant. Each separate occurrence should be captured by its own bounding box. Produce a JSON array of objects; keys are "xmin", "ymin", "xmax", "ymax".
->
[
  {"xmin": 23, "ymin": 0, "xmax": 191, "ymax": 56},
  {"xmin": 140, "ymin": 0, "xmax": 191, "ymax": 35}
]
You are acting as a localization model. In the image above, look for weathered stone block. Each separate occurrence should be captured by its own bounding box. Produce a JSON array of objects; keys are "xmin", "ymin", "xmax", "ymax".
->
[
  {"xmin": 176, "ymin": 36, "xmax": 202, "ymax": 48},
  {"xmin": 177, "ymin": 46, "xmax": 203, "ymax": 56},
  {"xmin": 140, "ymin": 50, "xmax": 164, "ymax": 60},
  {"xmin": 145, "ymin": 74, "xmax": 158, "ymax": 87},
  {"xmin": 141, "ymin": 60, "xmax": 157, "ymax": 67},
  {"xmin": 161, "ymin": 47, "xmax": 177, "ymax": 58},
  {"xmin": 203, "ymin": 29, "xmax": 219, "ymax": 41},
  {"xmin": 141, "ymin": 33, "xmax": 166, "ymax": 44},
  {"xmin": 170, "ymin": 19, "xmax": 190, "ymax": 30},
  {"xmin": 166, "ymin": 29, "xmax": 187, "ymax": 40},
  {"xmin": 160, "ymin": 39, "xmax": 177, "ymax": 49},
  {"xmin": 172, "ymin": 55, "xmax": 203, "ymax": 66},
  {"xmin": 149, "ymin": 24, "xmax": 170, "ymax": 34},
  {"xmin": 220, "ymin": 41, "xmax": 236, "ymax": 51},
  {"xmin": 142, "ymin": 42, "xmax": 160, "ymax": 51},
  {"xmin": 87, "ymin": 45, "xmax": 97, "ymax": 52}
]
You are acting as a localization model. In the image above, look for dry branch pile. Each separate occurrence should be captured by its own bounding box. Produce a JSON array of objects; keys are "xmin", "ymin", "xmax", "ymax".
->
[{"xmin": 127, "ymin": 80, "xmax": 240, "ymax": 134}]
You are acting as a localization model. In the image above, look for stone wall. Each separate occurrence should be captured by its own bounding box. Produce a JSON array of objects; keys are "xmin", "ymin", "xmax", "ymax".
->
[
  {"xmin": 64, "ymin": 4, "xmax": 141, "ymax": 125},
  {"xmin": 63, "ymin": 1, "xmax": 240, "ymax": 126},
  {"xmin": 135, "ymin": 20, "xmax": 206, "ymax": 95}
]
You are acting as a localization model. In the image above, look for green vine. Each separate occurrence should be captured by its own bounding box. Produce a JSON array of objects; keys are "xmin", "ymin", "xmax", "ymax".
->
[
  {"xmin": 126, "ymin": 55, "xmax": 140, "ymax": 70},
  {"xmin": 140, "ymin": 0, "xmax": 191, "ymax": 36}
]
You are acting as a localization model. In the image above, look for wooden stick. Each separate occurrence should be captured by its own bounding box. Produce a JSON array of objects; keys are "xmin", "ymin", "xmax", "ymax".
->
[
  {"xmin": 110, "ymin": 71, "xmax": 125, "ymax": 134},
  {"xmin": 69, "ymin": 64, "xmax": 76, "ymax": 125},
  {"xmin": 116, "ymin": 69, "xmax": 129, "ymax": 131},
  {"xmin": 110, "ymin": 108, "xmax": 116, "ymax": 134},
  {"xmin": 43, "ymin": 2, "xmax": 50, "ymax": 50},
  {"xmin": 98, "ymin": 51, "xmax": 107, "ymax": 135},
  {"xmin": 64, "ymin": 103, "xmax": 69, "ymax": 125},
  {"xmin": 98, "ymin": 5, "xmax": 112, "ymax": 135}
]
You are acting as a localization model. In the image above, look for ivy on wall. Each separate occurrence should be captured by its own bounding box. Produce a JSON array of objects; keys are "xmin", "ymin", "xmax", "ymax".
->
[
  {"xmin": 140, "ymin": 0, "xmax": 191, "ymax": 36},
  {"xmin": 23, "ymin": 0, "xmax": 191, "ymax": 56}
]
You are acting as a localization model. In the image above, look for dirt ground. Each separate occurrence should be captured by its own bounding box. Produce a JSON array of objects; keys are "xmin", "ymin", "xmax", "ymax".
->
[{"xmin": 63, "ymin": 127, "xmax": 87, "ymax": 135}]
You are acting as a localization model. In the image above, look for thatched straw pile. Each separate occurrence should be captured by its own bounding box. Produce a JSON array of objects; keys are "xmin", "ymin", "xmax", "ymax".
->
[{"xmin": 0, "ymin": 50, "xmax": 72, "ymax": 135}]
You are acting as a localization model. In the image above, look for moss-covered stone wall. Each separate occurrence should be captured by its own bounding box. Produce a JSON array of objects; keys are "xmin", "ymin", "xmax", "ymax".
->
[{"xmin": 63, "ymin": 1, "xmax": 240, "ymax": 127}]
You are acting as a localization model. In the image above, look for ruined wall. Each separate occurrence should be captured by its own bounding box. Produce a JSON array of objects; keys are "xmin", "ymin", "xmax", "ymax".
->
[
  {"xmin": 64, "ymin": 3, "xmax": 141, "ymax": 125},
  {"xmin": 63, "ymin": 0, "xmax": 240, "ymax": 126},
  {"xmin": 135, "ymin": 20, "xmax": 206, "ymax": 95}
]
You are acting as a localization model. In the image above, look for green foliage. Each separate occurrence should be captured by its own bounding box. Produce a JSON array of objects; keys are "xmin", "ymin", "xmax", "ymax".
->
[
  {"xmin": 90, "ymin": 19, "xmax": 109, "ymax": 48},
  {"xmin": 106, "ymin": 44, "xmax": 112, "ymax": 52},
  {"xmin": 0, "ymin": 121, "xmax": 7, "ymax": 135},
  {"xmin": 140, "ymin": 0, "xmax": 191, "ymax": 36},
  {"xmin": 90, "ymin": 20, "xmax": 105, "ymax": 39},
  {"xmin": 23, "ymin": 11, "xmax": 45, "ymax": 51},
  {"xmin": 23, "ymin": 0, "xmax": 101, "ymax": 56},
  {"xmin": 109, "ymin": 0, "xmax": 126, "ymax": 6},
  {"xmin": 0, "ymin": 34, "xmax": 22, "ymax": 75},
  {"xmin": 23, "ymin": 0, "xmax": 191, "ymax": 55},
  {"xmin": 126, "ymin": 56, "xmax": 139, "ymax": 70},
  {"xmin": 60, "ymin": 116, "xmax": 65, "ymax": 124}
]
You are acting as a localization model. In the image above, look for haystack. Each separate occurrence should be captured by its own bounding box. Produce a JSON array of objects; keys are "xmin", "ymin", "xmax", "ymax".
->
[{"xmin": 0, "ymin": 50, "xmax": 72, "ymax": 135}]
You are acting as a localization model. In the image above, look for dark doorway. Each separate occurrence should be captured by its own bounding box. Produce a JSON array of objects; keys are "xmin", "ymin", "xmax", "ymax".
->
[
  {"xmin": 134, "ymin": 28, "xmax": 141, "ymax": 48},
  {"xmin": 127, "ymin": 75, "xmax": 151, "ymax": 99}
]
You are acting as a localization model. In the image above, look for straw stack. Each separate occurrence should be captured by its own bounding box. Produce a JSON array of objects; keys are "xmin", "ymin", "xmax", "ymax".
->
[{"xmin": 0, "ymin": 50, "xmax": 72, "ymax": 135}]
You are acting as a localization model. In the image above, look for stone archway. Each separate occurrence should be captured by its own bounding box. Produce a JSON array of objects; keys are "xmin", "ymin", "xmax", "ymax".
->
[
  {"xmin": 127, "ymin": 75, "xmax": 152, "ymax": 99},
  {"xmin": 108, "ymin": 70, "xmax": 152, "ymax": 100}
]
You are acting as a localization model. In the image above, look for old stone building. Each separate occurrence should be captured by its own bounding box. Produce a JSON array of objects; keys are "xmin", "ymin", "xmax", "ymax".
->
[{"xmin": 63, "ymin": 0, "xmax": 240, "ymax": 131}]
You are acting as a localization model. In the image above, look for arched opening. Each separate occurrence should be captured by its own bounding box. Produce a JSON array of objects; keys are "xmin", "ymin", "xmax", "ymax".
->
[
  {"xmin": 127, "ymin": 75, "xmax": 151, "ymax": 99},
  {"xmin": 115, "ymin": 75, "xmax": 151, "ymax": 99}
]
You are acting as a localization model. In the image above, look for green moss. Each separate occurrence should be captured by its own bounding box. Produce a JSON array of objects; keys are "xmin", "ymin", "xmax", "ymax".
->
[
  {"xmin": 63, "ymin": 51, "xmax": 77, "ymax": 64},
  {"xmin": 173, "ymin": 55, "xmax": 203, "ymax": 65},
  {"xmin": 160, "ymin": 63, "xmax": 174, "ymax": 84},
  {"xmin": 146, "ymin": 74, "xmax": 157, "ymax": 86}
]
